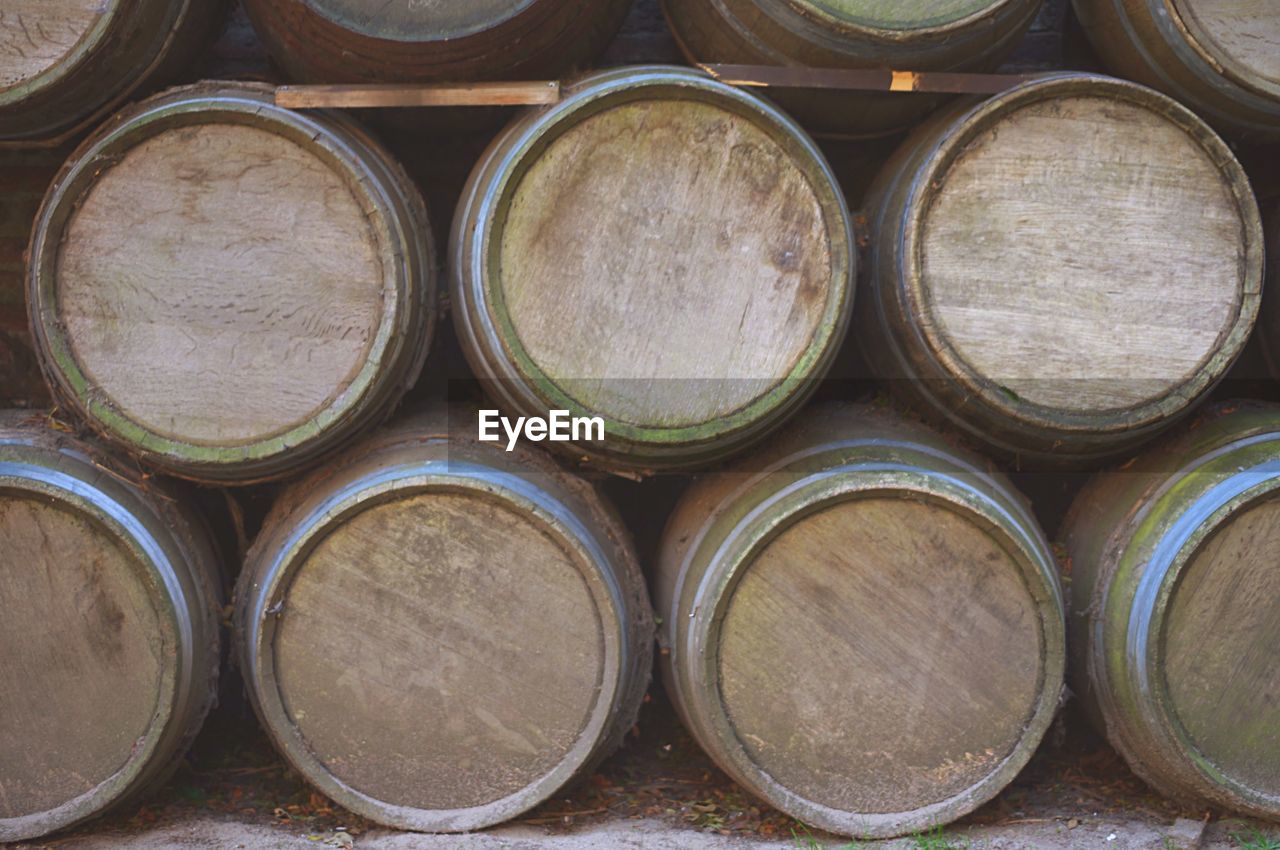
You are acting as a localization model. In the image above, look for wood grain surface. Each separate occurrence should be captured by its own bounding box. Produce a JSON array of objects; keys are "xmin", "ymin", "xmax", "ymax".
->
[
  {"xmin": 274, "ymin": 81, "xmax": 561, "ymax": 108},
  {"xmin": 0, "ymin": 495, "xmax": 164, "ymax": 820},
  {"xmin": 236, "ymin": 409, "xmax": 653, "ymax": 831},
  {"xmin": 1164, "ymin": 495, "xmax": 1280, "ymax": 797},
  {"xmin": 1173, "ymin": 0, "xmax": 1280, "ymax": 89},
  {"xmin": 718, "ymin": 496, "xmax": 1042, "ymax": 814},
  {"xmin": 499, "ymin": 97, "xmax": 832, "ymax": 429},
  {"xmin": 655, "ymin": 402, "xmax": 1065, "ymax": 838},
  {"xmin": 274, "ymin": 490, "xmax": 605, "ymax": 810},
  {"xmin": 0, "ymin": 411, "xmax": 223, "ymax": 842},
  {"xmin": 0, "ymin": 0, "xmax": 104, "ymax": 89},
  {"xmin": 57, "ymin": 122, "xmax": 387, "ymax": 444},
  {"xmin": 921, "ymin": 93, "xmax": 1246, "ymax": 412}
]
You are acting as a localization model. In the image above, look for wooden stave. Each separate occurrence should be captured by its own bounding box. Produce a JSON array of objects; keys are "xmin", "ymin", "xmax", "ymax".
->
[
  {"xmin": 0, "ymin": 411, "xmax": 222, "ymax": 842},
  {"xmin": 450, "ymin": 65, "xmax": 855, "ymax": 474},
  {"xmin": 858, "ymin": 72, "xmax": 1264, "ymax": 468},
  {"xmin": 653, "ymin": 402, "xmax": 1066, "ymax": 838},
  {"xmin": 662, "ymin": 0, "xmax": 1041, "ymax": 138},
  {"xmin": 0, "ymin": 0, "xmax": 224, "ymax": 144},
  {"xmin": 241, "ymin": 0, "xmax": 631, "ymax": 84},
  {"xmin": 1060, "ymin": 401, "xmax": 1280, "ymax": 817},
  {"xmin": 234, "ymin": 408, "xmax": 653, "ymax": 832},
  {"xmin": 25, "ymin": 82, "xmax": 437, "ymax": 485},
  {"xmin": 1073, "ymin": 0, "xmax": 1280, "ymax": 142}
]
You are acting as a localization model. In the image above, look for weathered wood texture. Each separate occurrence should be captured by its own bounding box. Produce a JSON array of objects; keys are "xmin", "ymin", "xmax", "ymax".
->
[
  {"xmin": 0, "ymin": 0, "xmax": 224, "ymax": 143},
  {"xmin": 25, "ymin": 82, "xmax": 437, "ymax": 484},
  {"xmin": 235, "ymin": 408, "xmax": 652, "ymax": 832},
  {"xmin": 241, "ymin": 0, "xmax": 630, "ymax": 84},
  {"xmin": 1074, "ymin": 0, "xmax": 1280, "ymax": 140},
  {"xmin": 654, "ymin": 402, "xmax": 1065, "ymax": 838},
  {"xmin": 663, "ymin": 0, "xmax": 1041, "ymax": 136},
  {"xmin": 860, "ymin": 73, "xmax": 1263, "ymax": 468},
  {"xmin": 274, "ymin": 81, "xmax": 562, "ymax": 109},
  {"xmin": 452, "ymin": 66, "xmax": 854, "ymax": 473},
  {"xmin": 1061, "ymin": 401, "xmax": 1280, "ymax": 818},
  {"xmin": 0, "ymin": 411, "xmax": 221, "ymax": 842}
]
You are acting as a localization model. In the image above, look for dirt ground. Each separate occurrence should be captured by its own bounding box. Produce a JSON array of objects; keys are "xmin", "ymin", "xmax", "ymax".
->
[{"xmin": 7, "ymin": 682, "xmax": 1279, "ymax": 850}]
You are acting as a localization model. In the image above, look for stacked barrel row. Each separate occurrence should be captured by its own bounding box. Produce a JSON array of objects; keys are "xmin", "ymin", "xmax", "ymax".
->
[{"xmin": 2, "ymin": 0, "xmax": 1280, "ymax": 845}]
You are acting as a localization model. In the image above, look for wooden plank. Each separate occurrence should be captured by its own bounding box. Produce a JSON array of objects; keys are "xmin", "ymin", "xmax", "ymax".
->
[
  {"xmin": 700, "ymin": 63, "xmax": 1041, "ymax": 95},
  {"xmin": 275, "ymin": 81, "xmax": 561, "ymax": 109}
]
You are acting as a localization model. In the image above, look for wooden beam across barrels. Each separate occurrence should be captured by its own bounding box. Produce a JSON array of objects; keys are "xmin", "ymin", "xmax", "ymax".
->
[
  {"xmin": 241, "ymin": 0, "xmax": 631, "ymax": 84},
  {"xmin": 860, "ymin": 72, "xmax": 1264, "ymax": 468},
  {"xmin": 235, "ymin": 408, "xmax": 653, "ymax": 832},
  {"xmin": 452, "ymin": 65, "xmax": 855, "ymax": 474},
  {"xmin": 655, "ymin": 403, "xmax": 1066, "ymax": 839},
  {"xmin": 1075, "ymin": 0, "xmax": 1280, "ymax": 141},
  {"xmin": 663, "ymin": 0, "xmax": 1041, "ymax": 137},
  {"xmin": 0, "ymin": 412, "xmax": 222, "ymax": 843},
  {"xmin": 26, "ymin": 82, "xmax": 437, "ymax": 484},
  {"xmin": 1062, "ymin": 401, "xmax": 1280, "ymax": 819},
  {"xmin": 0, "ymin": 0, "xmax": 222, "ymax": 144}
]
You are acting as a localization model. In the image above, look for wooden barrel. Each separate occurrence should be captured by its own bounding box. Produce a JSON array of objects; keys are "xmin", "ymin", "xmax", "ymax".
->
[
  {"xmin": 0, "ymin": 0, "xmax": 221, "ymax": 143},
  {"xmin": 860, "ymin": 73, "xmax": 1263, "ymax": 467},
  {"xmin": 27, "ymin": 82, "xmax": 437, "ymax": 484},
  {"xmin": 655, "ymin": 402, "xmax": 1065, "ymax": 838},
  {"xmin": 663, "ymin": 0, "xmax": 1040, "ymax": 137},
  {"xmin": 235, "ymin": 408, "xmax": 653, "ymax": 832},
  {"xmin": 241, "ymin": 0, "xmax": 630, "ymax": 84},
  {"xmin": 1062, "ymin": 401, "xmax": 1280, "ymax": 818},
  {"xmin": 1074, "ymin": 0, "xmax": 1280, "ymax": 141},
  {"xmin": 452, "ymin": 66, "xmax": 854, "ymax": 474},
  {"xmin": 0, "ymin": 411, "xmax": 221, "ymax": 842}
]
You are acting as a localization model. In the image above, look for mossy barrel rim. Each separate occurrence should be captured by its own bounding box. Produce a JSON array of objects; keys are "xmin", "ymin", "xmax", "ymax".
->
[
  {"xmin": 657, "ymin": 405, "xmax": 1066, "ymax": 837},
  {"xmin": 452, "ymin": 65, "xmax": 855, "ymax": 472},
  {"xmin": 27, "ymin": 83, "xmax": 436, "ymax": 483},
  {"xmin": 0, "ymin": 0, "xmax": 220, "ymax": 143},
  {"xmin": 237, "ymin": 425, "xmax": 650, "ymax": 832},
  {"xmin": 1067, "ymin": 405, "xmax": 1280, "ymax": 817},
  {"xmin": 864, "ymin": 72, "xmax": 1264, "ymax": 464},
  {"xmin": 0, "ymin": 415, "xmax": 220, "ymax": 841},
  {"xmin": 761, "ymin": 0, "xmax": 1028, "ymax": 38}
]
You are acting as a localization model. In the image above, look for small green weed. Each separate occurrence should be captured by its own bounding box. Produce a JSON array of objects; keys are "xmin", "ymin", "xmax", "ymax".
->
[
  {"xmin": 910, "ymin": 825, "xmax": 971, "ymax": 849},
  {"xmin": 1233, "ymin": 828, "xmax": 1280, "ymax": 850}
]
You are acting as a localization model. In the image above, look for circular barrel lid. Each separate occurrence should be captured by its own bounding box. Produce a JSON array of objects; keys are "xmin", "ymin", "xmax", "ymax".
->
[
  {"xmin": 1171, "ymin": 0, "xmax": 1280, "ymax": 99},
  {"xmin": 904, "ymin": 75, "xmax": 1261, "ymax": 434},
  {"xmin": 707, "ymin": 488, "xmax": 1058, "ymax": 835},
  {"xmin": 28, "ymin": 84, "xmax": 434, "ymax": 481},
  {"xmin": 456, "ymin": 67, "xmax": 854, "ymax": 469},
  {"xmin": 242, "ymin": 466, "xmax": 636, "ymax": 831}
]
